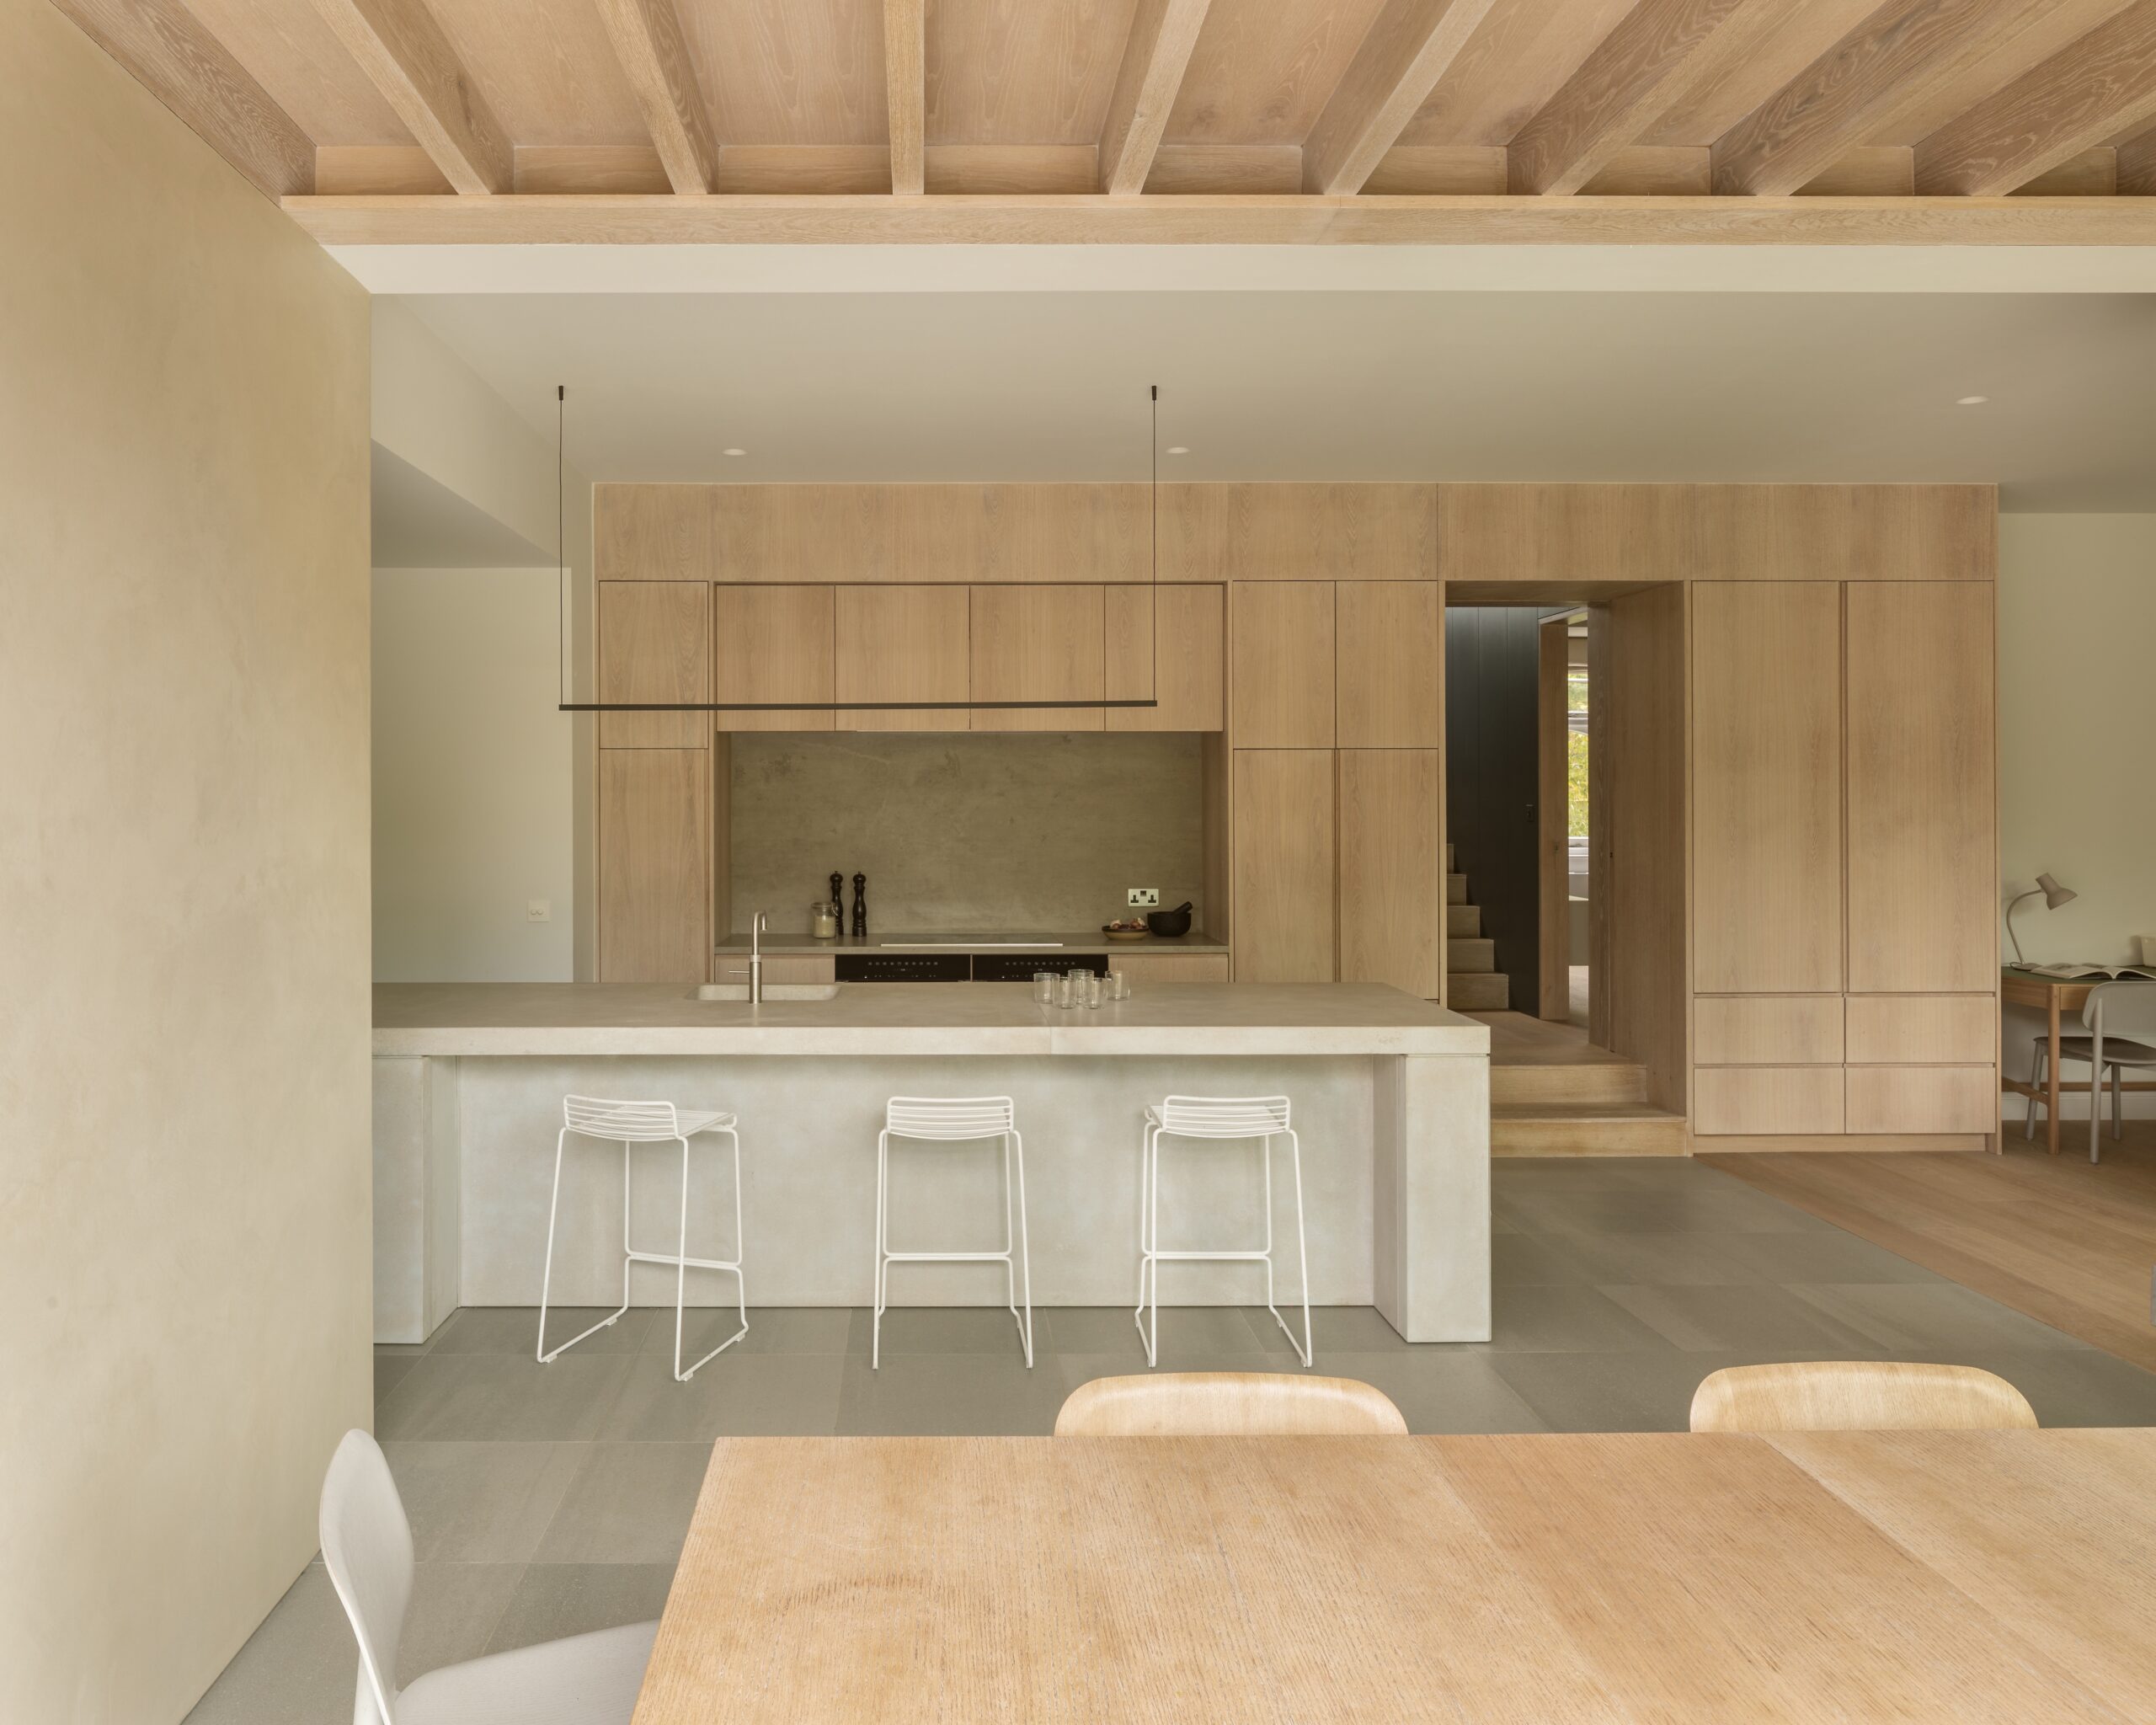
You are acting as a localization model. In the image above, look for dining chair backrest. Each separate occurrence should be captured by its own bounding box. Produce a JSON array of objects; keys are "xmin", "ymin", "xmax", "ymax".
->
[
  {"xmin": 1054, "ymin": 1371, "xmax": 1407, "ymax": 1436},
  {"xmin": 319, "ymin": 1429, "xmax": 414, "ymax": 1725},
  {"xmin": 2084, "ymin": 980, "xmax": 2156, "ymax": 1044},
  {"xmin": 1689, "ymin": 1361, "xmax": 2037, "ymax": 1434}
]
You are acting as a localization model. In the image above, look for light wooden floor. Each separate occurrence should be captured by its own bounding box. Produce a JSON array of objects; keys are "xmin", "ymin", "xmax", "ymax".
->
[
  {"xmin": 1470, "ymin": 1009, "xmax": 1630, "ymax": 1068},
  {"xmin": 1707, "ymin": 1122, "xmax": 2156, "ymax": 1373}
]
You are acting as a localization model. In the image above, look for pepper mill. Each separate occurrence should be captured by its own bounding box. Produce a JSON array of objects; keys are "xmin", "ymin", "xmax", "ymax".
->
[
  {"xmin": 851, "ymin": 873, "xmax": 867, "ymax": 937},
  {"xmin": 830, "ymin": 872, "xmax": 844, "ymax": 926}
]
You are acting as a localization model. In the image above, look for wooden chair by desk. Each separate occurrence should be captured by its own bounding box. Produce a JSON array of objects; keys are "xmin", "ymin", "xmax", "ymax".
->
[{"xmin": 2002, "ymin": 968, "xmax": 2156, "ymax": 1156}]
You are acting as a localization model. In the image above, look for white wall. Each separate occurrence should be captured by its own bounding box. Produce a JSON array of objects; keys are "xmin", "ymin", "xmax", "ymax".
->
[
  {"xmin": 0, "ymin": 3, "xmax": 373, "ymax": 1717},
  {"xmin": 374, "ymin": 569, "xmax": 576, "ymax": 980},
  {"xmin": 1999, "ymin": 514, "xmax": 2156, "ymax": 1119}
]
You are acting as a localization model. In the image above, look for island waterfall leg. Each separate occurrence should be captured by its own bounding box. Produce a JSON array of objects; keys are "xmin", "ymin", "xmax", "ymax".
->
[{"xmin": 1371, "ymin": 1052, "xmax": 1491, "ymax": 1343}]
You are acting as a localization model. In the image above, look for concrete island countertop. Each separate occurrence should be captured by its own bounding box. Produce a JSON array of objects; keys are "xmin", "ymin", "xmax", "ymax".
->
[
  {"xmin": 712, "ymin": 928, "xmax": 1229, "ymax": 956},
  {"xmin": 372, "ymin": 981, "xmax": 1489, "ymax": 1060}
]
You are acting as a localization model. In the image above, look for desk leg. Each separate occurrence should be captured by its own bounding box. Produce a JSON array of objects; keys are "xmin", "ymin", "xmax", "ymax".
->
[{"xmin": 2046, "ymin": 993, "xmax": 2063, "ymax": 1157}]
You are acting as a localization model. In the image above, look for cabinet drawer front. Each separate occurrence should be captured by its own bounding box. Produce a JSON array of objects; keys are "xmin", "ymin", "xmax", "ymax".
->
[
  {"xmin": 1694, "ymin": 996, "xmax": 1843, "ymax": 1065},
  {"xmin": 1694, "ymin": 1067, "xmax": 1845, "ymax": 1136},
  {"xmin": 1108, "ymin": 953, "xmax": 1230, "ymax": 984},
  {"xmin": 1845, "ymin": 1066, "xmax": 1997, "ymax": 1135},
  {"xmin": 1844, "ymin": 996, "xmax": 1995, "ymax": 1065}
]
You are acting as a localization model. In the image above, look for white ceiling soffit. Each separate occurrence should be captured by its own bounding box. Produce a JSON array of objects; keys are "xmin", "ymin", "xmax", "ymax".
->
[
  {"xmin": 396, "ymin": 290, "xmax": 2156, "ymax": 510},
  {"xmin": 371, "ymin": 444, "xmax": 552, "ymax": 569},
  {"xmin": 328, "ymin": 244, "xmax": 2156, "ymax": 298}
]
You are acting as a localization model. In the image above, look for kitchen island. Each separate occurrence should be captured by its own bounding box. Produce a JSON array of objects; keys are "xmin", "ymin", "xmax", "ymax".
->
[{"xmin": 373, "ymin": 982, "xmax": 1489, "ymax": 1347}]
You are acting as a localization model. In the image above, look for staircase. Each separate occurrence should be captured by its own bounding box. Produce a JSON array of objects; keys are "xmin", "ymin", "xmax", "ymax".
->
[
  {"xmin": 1489, "ymin": 1058, "xmax": 1689, "ymax": 1156},
  {"xmin": 1445, "ymin": 844, "xmax": 1509, "ymax": 1011}
]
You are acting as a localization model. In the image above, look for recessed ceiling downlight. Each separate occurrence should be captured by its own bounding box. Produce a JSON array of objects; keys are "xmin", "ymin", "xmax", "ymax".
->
[
  {"xmin": 1956, "ymin": 396, "xmax": 1989, "ymax": 406},
  {"xmin": 723, "ymin": 446, "xmax": 749, "ymax": 456},
  {"xmin": 1166, "ymin": 445, "xmax": 1191, "ymax": 455}
]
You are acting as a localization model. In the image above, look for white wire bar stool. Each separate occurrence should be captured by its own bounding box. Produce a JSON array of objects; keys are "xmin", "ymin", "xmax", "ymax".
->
[
  {"xmin": 874, "ymin": 1096, "xmax": 1033, "ymax": 1370},
  {"xmin": 537, "ymin": 1095, "xmax": 748, "ymax": 1383},
  {"xmin": 1137, "ymin": 1094, "xmax": 1313, "ymax": 1369}
]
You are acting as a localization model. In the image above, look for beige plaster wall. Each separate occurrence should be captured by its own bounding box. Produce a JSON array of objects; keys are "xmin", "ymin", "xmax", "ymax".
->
[
  {"xmin": 1999, "ymin": 514, "xmax": 2156, "ymax": 1120},
  {"xmin": 0, "ymin": 3, "xmax": 374, "ymax": 1718}
]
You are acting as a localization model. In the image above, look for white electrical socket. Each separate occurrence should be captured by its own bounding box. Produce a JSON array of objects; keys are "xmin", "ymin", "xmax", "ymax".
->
[
  {"xmin": 1127, "ymin": 888, "xmax": 1161, "ymax": 907},
  {"xmin": 526, "ymin": 900, "xmax": 552, "ymax": 923}
]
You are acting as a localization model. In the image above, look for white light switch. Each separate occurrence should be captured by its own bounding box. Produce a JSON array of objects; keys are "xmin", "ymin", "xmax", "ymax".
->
[{"xmin": 526, "ymin": 900, "xmax": 552, "ymax": 922}]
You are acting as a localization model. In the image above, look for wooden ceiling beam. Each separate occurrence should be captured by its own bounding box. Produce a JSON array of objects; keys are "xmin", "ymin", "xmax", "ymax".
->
[
  {"xmin": 1508, "ymin": 0, "xmax": 1778, "ymax": 196},
  {"xmin": 2117, "ymin": 126, "xmax": 2156, "ymax": 195},
  {"xmin": 51, "ymin": 0, "xmax": 314, "ymax": 198},
  {"xmin": 1099, "ymin": 0, "xmax": 1214, "ymax": 195},
  {"xmin": 280, "ymin": 192, "xmax": 2156, "ymax": 247},
  {"xmin": 883, "ymin": 0, "xmax": 926, "ymax": 195},
  {"xmin": 1302, "ymin": 0, "xmax": 1503, "ymax": 195},
  {"xmin": 312, "ymin": 0, "xmax": 512, "ymax": 195},
  {"xmin": 1915, "ymin": 0, "xmax": 2156, "ymax": 195},
  {"xmin": 1715, "ymin": 0, "xmax": 2061, "ymax": 198},
  {"xmin": 591, "ymin": 0, "xmax": 719, "ymax": 195}
]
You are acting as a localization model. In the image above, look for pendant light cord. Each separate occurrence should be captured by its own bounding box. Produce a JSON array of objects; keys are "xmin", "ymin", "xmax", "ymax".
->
[
  {"xmin": 1150, "ymin": 383, "xmax": 1158, "ymax": 702},
  {"xmin": 557, "ymin": 384, "xmax": 567, "ymax": 710}
]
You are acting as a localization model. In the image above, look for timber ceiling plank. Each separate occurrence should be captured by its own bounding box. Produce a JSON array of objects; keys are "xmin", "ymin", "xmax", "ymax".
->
[
  {"xmin": 1100, "ymin": 0, "xmax": 1214, "ymax": 192},
  {"xmin": 927, "ymin": 0, "xmax": 1140, "ymax": 146},
  {"xmin": 1302, "ymin": 0, "xmax": 1505, "ymax": 194},
  {"xmin": 312, "ymin": 0, "xmax": 515, "ymax": 191},
  {"xmin": 1507, "ymin": 0, "xmax": 1778, "ymax": 195},
  {"xmin": 1397, "ymin": 0, "xmax": 1636, "ymax": 149},
  {"xmin": 1166, "ymin": 0, "xmax": 1393, "ymax": 146},
  {"xmin": 51, "ymin": 0, "xmax": 316, "ymax": 195},
  {"xmin": 593, "ymin": 0, "xmax": 722, "ymax": 190},
  {"xmin": 1914, "ymin": 0, "xmax": 2156, "ymax": 194},
  {"xmin": 884, "ymin": 0, "xmax": 926, "ymax": 191}
]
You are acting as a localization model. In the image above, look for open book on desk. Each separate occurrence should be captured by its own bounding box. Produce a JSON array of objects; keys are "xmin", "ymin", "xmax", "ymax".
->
[{"xmin": 2020, "ymin": 963, "xmax": 2156, "ymax": 981}]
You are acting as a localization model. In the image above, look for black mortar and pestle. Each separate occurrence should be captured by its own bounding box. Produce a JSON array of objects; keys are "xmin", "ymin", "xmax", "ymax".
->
[{"xmin": 1145, "ymin": 901, "xmax": 1194, "ymax": 938}]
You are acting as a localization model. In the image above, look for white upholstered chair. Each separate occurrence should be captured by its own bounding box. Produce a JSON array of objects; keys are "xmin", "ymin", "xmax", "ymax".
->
[{"xmin": 2025, "ymin": 980, "xmax": 2156, "ymax": 1162}]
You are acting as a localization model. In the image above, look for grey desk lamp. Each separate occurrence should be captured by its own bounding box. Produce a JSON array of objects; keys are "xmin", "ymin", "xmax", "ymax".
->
[{"xmin": 2005, "ymin": 873, "xmax": 2076, "ymax": 966}]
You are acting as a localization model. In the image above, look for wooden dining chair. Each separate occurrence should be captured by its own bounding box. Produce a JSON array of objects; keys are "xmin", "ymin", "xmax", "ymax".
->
[
  {"xmin": 1689, "ymin": 1361, "xmax": 2038, "ymax": 1434},
  {"xmin": 1054, "ymin": 1371, "xmax": 1408, "ymax": 1436}
]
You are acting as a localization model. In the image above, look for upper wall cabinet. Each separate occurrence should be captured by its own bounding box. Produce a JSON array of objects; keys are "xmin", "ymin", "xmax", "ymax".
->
[
  {"xmin": 1163, "ymin": 484, "xmax": 1434, "ymax": 583},
  {"xmin": 599, "ymin": 581, "xmax": 710, "ymax": 749},
  {"xmin": 1336, "ymin": 582, "xmax": 1441, "ymax": 748},
  {"xmin": 969, "ymin": 585, "xmax": 1106, "ymax": 731},
  {"xmin": 835, "ymin": 585, "xmax": 969, "ymax": 732},
  {"xmin": 1845, "ymin": 581, "xmax": 1996, "ymax": 994},
  {"xmin": 713, "ymin": 585, "xmax": 835, "ymax": 732},
  {"xmin": 1691, "ymin": 582, "xmax": 1843, "ymax": 994},
  {"xmin": 596, "ymin": 487, "xmax": 712, "ymax": 582},
  {"xmin": 1233, "ymin": 582, "xmax": 1335, "ymax": 748},
  {"xmin": 1106, "ymin": 585, "xmax": 1225, "ymax": 731}
]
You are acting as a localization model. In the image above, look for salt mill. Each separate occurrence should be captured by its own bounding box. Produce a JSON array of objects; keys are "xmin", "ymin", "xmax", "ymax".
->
[{"xmin": 851, "ymin": 873, "xmax": 867, "ymax": 937}]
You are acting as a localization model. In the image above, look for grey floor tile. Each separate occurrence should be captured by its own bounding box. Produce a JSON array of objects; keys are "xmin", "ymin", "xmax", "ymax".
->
[
  {"xmin": 376, "ymin": 1354, "xmax": 418, "ymax": 1405},
  {"xmin": 1048, "ymin": 1303, "xmax": 1278, "ymax": 1361},
  {"xmin": 486, "ymin": 1564, "xmax": 676, "ymax": 1655},
  {"xmin": 1789, "ymin": 1282, "xmax": 2094, "ymax": 1355},
  {"xmin": 477, "ymin": 1305, "xmax": 655, "ymax": 1354},
  {"xmin": 836, "ymin": 1350, "xmax": 1067, "ymax": 1435},
  {"xmin": 381, "ymin": 1441, "xmax": 587, "ymax": 1562},
  {"xmin": 1480, "ymin": 1284, "xmax": 1674, "ymax": 1354},
  {"xmin": 535, "ymin": 1442, "xmax": 712, "ymax": 1564},
  {"xmin": 643, "ymin": 1306, "xmax": 857, "ymax": 1356},
  {"xmin": 853, "ymin": 1303, "xmax": 1042, "ymax": 1358},
  {"xmin": 1937, "ymin": 1348, "xmax": 2156, "ymax": 1428},
  {"xmin": 1492, "ymin": 1350, "xmax": 1778, "ymax": 1434},
  {"xmin": 1240, "ymin": 1303, "xmax": 1417, "ymax": 1356},
  {"xmin": 1718, "ymin": 1231, "xmax": 1946, "ymax": 1286},
  {"xmin": 1320, "ymin": 1351, "xmax": 1549, "ymax": 1434},
  {"xmin": 1598, "ymin": 1284, "xmax": 1889, "ymax": 1354},
  {"xmin": 375, "ymin": 1352, "xmax": 635, "ymax": 1442},
  {"xmin": 398, "ymin": 1564, "xmax": 530, "ymax": 1682},
  {"xmin": 1529, "ymin": 1227, "xmax": 1769, "ymax": 1289},
  {"xmin": 1502, "ymin": 1186, "xmax": 1836, "ymax": 1237},
  {"xmin": 182, "ymin": 1565, "xmax": 355, "ymax": 1725},
  {"xmin": 596, "ymin": 1349, "xmax": 846, "ymax": 1439},
  {"xmin": 375, "ymin": 1339, "xmax": 430, "ymax": 1359},
  {"xmin": 1492, "ymin": 1232, "xmax": 1599, "ymax": 1287}
]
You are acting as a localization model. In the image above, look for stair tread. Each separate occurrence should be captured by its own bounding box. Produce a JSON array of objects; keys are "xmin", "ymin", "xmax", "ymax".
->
[{"xmin": 1492, "ymin": 1103, "xmax": 1684, "ymax": 1124}]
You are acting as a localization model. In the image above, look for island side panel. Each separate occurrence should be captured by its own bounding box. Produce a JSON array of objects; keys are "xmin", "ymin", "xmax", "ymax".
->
[
  {"xmin": 451, "ymin": 1055, "xmax": 1379, "ymax": 1308},
  {"xmin": 372, "ymin": 1055, "xmax": 463, "ymax": 1344},
  {"xmin": 1374, "ymin": 1053, "xmax": 1491, "ymax": 1343}
]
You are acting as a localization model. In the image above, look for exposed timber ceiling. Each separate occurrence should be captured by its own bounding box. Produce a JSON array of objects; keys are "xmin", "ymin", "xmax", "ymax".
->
[{"xmin": 43, "ymin": 0, "xmax": 2156, "ymax": 248}]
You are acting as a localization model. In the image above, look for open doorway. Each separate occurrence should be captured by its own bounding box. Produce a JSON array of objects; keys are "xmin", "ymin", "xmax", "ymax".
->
[{"xmin": 1538, "ymin": 611, "xmax": 1590, "ymax": 1027}]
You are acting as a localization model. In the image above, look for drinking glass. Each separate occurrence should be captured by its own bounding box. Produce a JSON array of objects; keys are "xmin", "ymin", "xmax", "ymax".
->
[
  {"xmin": 1033, "ymin": 971, "xmax": 1055, "ymax": 1005},
  {"xmin": 1083, "ymin": 971, "xmax": 1102, "ymax": 1008},
  {"xmin": 1107, "ymin": 969, "xmax": 1129, "ymax": 1001},
  {"xmin": 1054, "ymin": 974, "xmax": 1076, "ymax": 1009}
]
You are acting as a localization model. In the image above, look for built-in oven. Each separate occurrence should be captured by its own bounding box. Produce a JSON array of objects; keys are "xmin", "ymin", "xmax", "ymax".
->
[{"xmin": 835, "ymin": 952, "xmax": 1109, "ymax": 983}]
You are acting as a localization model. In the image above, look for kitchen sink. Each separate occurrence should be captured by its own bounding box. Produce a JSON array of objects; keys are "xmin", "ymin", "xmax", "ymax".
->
[{"xmin": 693, "ymin": 983, "xmax": 842, "ymax": 1002}]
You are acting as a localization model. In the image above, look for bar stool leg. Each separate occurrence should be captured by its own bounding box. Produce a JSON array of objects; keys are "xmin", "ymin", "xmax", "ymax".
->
[
  {"xmin": 1284, "ymin": 1127, "xmax": 1313, "ymax": 1368},
  {"xmin": 1144, "ymin": 1124, "xmax": 1162, "ymax": 1368},
  {"xmin": 1006, "ymin": 1130, "xmax": 1034, "ymax": 1368},
  {"xmin": 873, "ymin": 1128, "xmax": 889, "ymax": 1370},
  {"xmin": 536, "ymin": 1127, "xmax": 568, "ymax": 1363},
  {"xmin": 1133, "ymin": 1120, "xmax": 1155, "ymax": 1365}
]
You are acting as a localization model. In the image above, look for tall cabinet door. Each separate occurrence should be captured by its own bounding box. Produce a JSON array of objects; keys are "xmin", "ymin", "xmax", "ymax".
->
[
  {"xmin": 599, "ymin": 581, "xmax": 711, "ymax": 748},
  {"xmin": 1339, "ymin": 749, "xmax": 1443, "ymax": 998},
  {"xmin": 1691, "ymin": 582, "xmax": 1844, "ymax": 995},
  {"xmin": 599, "ymin": 749, "xmax": 709, "ymax": 981},
  {"xmin": 1231, "ymin": 750, "xmax": 1336, "ymax": 983},
  {"xmin": 1846, "ymin": 582, "xmax": 1996, "ymax": 994},
  {"xmin": 1337, "ymin": 582, "xmax": 1441, "ymax": 748},
  {"xmin": 1232, "ymin": 583, "xmax": 1335, "ymax": 747}
]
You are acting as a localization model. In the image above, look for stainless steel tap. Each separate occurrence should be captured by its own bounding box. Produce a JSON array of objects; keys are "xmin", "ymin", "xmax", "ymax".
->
[{"xmin": 750, "ymin": 911, "xmax": 769, "ymax": 1003}]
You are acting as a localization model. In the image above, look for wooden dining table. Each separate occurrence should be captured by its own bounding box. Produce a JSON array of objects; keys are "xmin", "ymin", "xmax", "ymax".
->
[{"xmin": 632, "ymin": 1429, "xmax": 2156, "ymax": 1723}]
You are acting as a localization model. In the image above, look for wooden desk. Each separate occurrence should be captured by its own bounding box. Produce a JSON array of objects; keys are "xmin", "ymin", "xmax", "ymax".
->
[
  {"xmin": 2003, "ymin": 967, "xmax": 2156, "ymax": 1156},
  {"xmin": 635, "ymin": 1431, "xmax": 2156, "ymax": 1723}
]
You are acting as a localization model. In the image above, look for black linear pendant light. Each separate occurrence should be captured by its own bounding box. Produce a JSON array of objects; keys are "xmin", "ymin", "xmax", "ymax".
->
[{"xmin": 557, "ymin": 385, "xmax": 1161, "ymax": 716}]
